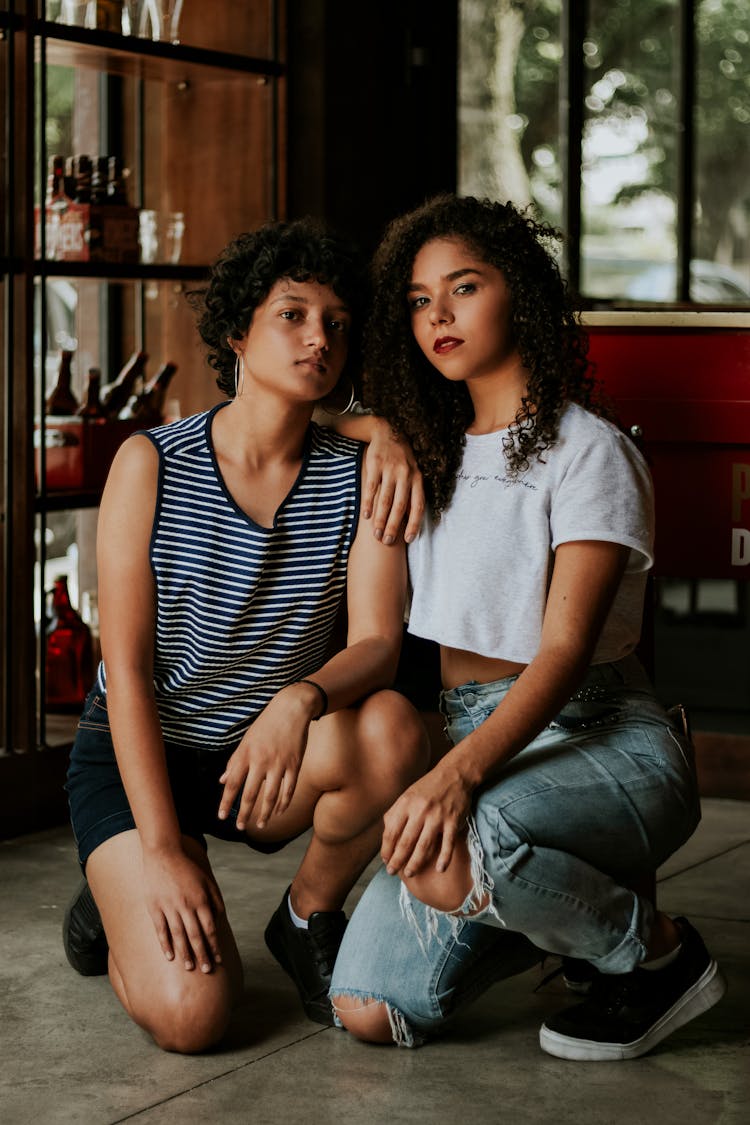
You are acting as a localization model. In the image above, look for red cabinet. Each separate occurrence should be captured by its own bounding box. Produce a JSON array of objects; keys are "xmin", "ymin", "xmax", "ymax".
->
[{"xmin": 588, "ymin": 323, "xmax": 750, "ymax": 580}]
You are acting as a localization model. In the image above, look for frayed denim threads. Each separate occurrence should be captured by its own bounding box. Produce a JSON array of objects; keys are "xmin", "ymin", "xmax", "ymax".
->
[{"xmin": 397, "ymin": 818, "xmax": 505, "ymax": 957}]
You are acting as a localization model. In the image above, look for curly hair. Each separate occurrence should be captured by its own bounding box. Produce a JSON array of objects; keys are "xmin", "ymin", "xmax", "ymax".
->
[
  {"xmin": 363, "ymin": 194, "xmax": 601, "ymax": 515},
  {"xmin": 189, "ymin": 218, "xmax": 367, "ymax": 400}
]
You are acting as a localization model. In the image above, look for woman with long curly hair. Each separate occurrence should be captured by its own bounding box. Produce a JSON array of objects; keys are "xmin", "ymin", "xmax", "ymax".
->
[
  {"xmin": 330, "ymin": 194, "xmax": 725, "ymax": 1060},
  {"xmin": 61, "ymin": 218, "xmax": 429, "ymax": 1052}
]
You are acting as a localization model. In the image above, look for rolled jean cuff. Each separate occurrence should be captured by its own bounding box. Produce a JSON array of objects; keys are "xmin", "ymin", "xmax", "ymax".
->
[{"xmin": 590, "ymin": 893, "xmax": 653, "ymax": 974}]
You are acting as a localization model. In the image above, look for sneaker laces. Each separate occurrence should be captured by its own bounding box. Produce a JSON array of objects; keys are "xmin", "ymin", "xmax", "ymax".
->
[{"xmin": 307, "ymin": 913, "xmax": 347, "ymax": 975}]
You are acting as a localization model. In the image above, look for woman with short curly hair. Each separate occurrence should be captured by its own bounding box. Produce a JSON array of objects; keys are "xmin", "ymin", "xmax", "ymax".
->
[
  {"xmin": 62, "ymin": 218, "xmax": 429, "ymax": 1052},
  {"xmin": 331, "ymin": 194, "xmax": 725, "ymax": 1061}
]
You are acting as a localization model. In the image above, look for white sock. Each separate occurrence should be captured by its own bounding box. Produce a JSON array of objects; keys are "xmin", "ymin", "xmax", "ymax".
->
[
  {"xmin": 641, "ymin": 943, "xmax": 681, "ymax": 970},
  {"xmin": 287, "ymin": 893, "xmax": 309, "ymax": 930}
]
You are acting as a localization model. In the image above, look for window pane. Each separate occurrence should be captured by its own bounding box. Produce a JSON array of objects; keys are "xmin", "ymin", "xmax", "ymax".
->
[
  {"xmin": 693, "ymin": 0, "xmax": 750, "ymax": 303},
  {"xmin": 581, "ymin": 0, "xmax": 681, "ymax": 301},
  {"xmin": 654, "ymin": 578, "xmax": 750, "ymax": 735},
  {"xmin": 458, "ymin": 0, "xmax": 563, "ymax": 227}
]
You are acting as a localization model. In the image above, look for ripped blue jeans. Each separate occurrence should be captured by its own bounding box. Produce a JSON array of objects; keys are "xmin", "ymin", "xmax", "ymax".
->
[{"xmin": 330, "ymin": 655, "xmax": 700, "ymax": 1046}]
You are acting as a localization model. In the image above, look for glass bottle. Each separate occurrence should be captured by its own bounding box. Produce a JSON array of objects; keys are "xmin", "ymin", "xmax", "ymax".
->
[
  {"xmin": 44, "ymin": 154, "xmax": 66, "ymax": 259},
  {"xmin": 119, "ymin": 361, "xmax": 177, "ymax": 425},
  {"xmin": 46, "ymin": 154, "xmax": 66, "ymax": 207},
  {"xmin": 46, "ymin": 350, "xmax": 79, "ymax": 415},
  {"xmin": 106, "ymin": 156, "xmax": 128, "ymax": 206},
  {"xmin": 45, "ymin": 576, "xmax": 93, "ymax": 710},
  {"xmin": 63, "ymin": 157, "xmax": 77, "ymax": 203},
  {"xmin": 77, "ymin": 367, "xmax": 106, "ymax": 419},
  {"xmin": 90, "ymin": 156, "xmax": 109, "ymax": 205},
  {"xmin": 72, "ymin": 154, "xmax": 93, "ymax": 204},
  {"xmin": 100, "ymin": 350, "xmax": 149, "ymax": 418}
]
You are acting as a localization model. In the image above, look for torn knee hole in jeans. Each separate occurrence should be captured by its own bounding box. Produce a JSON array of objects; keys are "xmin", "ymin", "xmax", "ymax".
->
[
  {"xmin": 398, "ymin": 818, "xmax": 504, "ymax": 955},
  {"xmin": 330, "ymin": 992, "xmax": 420, "ymax": 1048}
]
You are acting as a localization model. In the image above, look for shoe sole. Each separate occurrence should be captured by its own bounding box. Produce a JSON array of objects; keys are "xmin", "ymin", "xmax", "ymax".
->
[{"xmin": 539, "ymin": 959, "xmax": 727, "ymax": 1061}]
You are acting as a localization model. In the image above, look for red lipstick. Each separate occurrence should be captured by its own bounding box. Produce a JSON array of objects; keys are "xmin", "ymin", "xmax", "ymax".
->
[{"xmin": 434, "ymin": 336, "xmax": 464, "ymax": 355}]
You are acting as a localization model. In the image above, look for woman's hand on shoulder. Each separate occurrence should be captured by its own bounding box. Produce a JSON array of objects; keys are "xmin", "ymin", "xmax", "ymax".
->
[
  {"xmin": 315, "ymin": 406, "xmax": 425, "ymax": 544},
  {"xmin": 361, "ymin": 418, "xmax": 425, "ymax": 545}
]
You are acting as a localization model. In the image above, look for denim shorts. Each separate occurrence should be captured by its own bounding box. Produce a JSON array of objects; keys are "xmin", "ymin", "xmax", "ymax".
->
[{"xmin": 66, "ymin": 688, "xmax": 295, "ymax": 869}]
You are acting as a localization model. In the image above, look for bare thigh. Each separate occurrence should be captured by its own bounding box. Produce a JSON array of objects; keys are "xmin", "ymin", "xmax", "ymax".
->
[{"xmin": 87, "ymin": 830, "xmax": 243, "ymax": 1054}]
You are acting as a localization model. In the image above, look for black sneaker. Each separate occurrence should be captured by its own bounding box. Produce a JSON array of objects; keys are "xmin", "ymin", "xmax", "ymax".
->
[
  {"xmin": 539, "ymin": 918, "xmax": 726, "ymax": 1061},
  {"xmin": 562, "ymin": 957, "xmax": 598, "ymax": 994},
  {"xmin": 264, "ymin": 885, "xmax": 347, "ymax": 1026},
  {"xmin": 62, "ymin": 879, "xmax": 109, "ymax": 976}
]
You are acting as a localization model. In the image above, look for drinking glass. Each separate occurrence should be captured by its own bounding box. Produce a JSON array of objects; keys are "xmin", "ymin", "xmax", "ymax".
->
[
  {"xmin": 138, "ymin": 0, "xmax": 185, "ymax": 43},
  {"xmin": 165, "ymin": 212, "xmax": 185, "ymax": 264},
  {"xmin": 138, "ymin": 210, "xmax": 160, "ymax": 264},
  {"xmin": 121, "ymin": 0, "xmax": 141, "ymax": 35}
]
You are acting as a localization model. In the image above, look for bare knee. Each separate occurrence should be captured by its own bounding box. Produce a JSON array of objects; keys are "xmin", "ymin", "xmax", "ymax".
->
[
  {"xmin": 332, "ymin": 995, "xmax": 395, "ymax": 1044},
  {"xmin": 401, "ymin": 834, "xmax": 486, "ymax": 914},
  {"xmin": 131, "ymin": 973, "xmax": 233, "ymax": 1054},
  {"xmin": 358, "ymin": 690, "xmax": 430, "ymax": 788},
  {"xmin": 402, "ymin": 870, "xmax": 466, "ymax": 914}
]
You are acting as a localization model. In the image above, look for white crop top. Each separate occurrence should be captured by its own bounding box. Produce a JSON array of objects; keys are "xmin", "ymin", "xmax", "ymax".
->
[{"xmin": 407, "ymin": 403, "xmax": 654, "ymax": 665}]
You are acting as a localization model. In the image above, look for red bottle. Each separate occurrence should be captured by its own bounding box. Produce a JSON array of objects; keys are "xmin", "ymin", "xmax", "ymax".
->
[{"xmin": 45, "ymin": 576, "xmax": 93, "ymax": 710}]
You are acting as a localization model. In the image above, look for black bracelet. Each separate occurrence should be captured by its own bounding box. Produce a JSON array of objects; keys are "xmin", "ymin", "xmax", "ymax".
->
[{"xmin": 297, "ymin": 679, "xmax": 328, "ymax": 720}]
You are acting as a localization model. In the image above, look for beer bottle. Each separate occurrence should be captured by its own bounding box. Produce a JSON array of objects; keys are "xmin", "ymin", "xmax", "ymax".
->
[
  {"xmin": 77, "ymin": 367, "xmax": 106, "ymax": 418},
  {"xmin": 46, "ymin": 155, "xmax": 66, "ymax": 206},
  {"xmin": 90, "ymin": 157, "xmax": 109, "ymax": 205},
  {"xmin": 100, "ymin": 350, "xmax": 149, "ymax": 418},
  {"xmin": 119, "ymin": 361, "xmax": 178, "ymax": 426},
  {"xmin": 72, "ymin": 154, "xmax": 93, "ymax": 204},
  {"xmin": 106, "ymin": 156, "xmax": 128, "ymax": 206},
  {"xmin": 46, "ymin": 350, "xmax": 79, "ymax": 415}
]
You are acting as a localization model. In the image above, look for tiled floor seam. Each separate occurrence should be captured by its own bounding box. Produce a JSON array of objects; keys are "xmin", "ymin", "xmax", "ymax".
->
[
  {"xmin": 107, "ymin": 1027, "xmax": 331, "ymax": 1124},
  {"xmin": 658, "ymin": 838, "xmax": 750, "ymax": 883}
]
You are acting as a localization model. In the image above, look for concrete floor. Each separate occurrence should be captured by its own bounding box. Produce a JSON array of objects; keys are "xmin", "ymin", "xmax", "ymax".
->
[{"xmin": 2, "ymin": 798, "xmax": 748, "ymax": 1125}]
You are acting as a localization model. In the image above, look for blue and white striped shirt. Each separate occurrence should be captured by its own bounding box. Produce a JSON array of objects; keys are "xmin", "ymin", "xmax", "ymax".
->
[{"xmin": 107, "ymin": 403, "xmax": 362, "ymax": 750}]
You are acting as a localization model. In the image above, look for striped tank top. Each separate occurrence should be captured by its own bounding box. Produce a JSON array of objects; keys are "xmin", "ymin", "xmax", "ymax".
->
[{"xmin": 116, "ymin": 403, "xmax": 361, "ymax": 749}]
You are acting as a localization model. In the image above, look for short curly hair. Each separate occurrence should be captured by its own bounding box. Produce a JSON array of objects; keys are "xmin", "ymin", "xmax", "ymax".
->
[
  {"xmin": 191, "ymin": 218, "xmax": 367, "ymax": 399},
  {"xmin": 363, "ymin": 194, "xmax": 601, "ymax": 515}
]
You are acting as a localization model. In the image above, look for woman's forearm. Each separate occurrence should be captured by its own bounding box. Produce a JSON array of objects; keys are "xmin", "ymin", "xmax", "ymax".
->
[
  {"xmin": 105, "ymin": 674, "xmax": 183, "ymax": 855},
  {"xmin": 313, "ymin": 406, "xmax": 389, "ymax": 443},
  {"xmin": 441, "ymin": 642, "xmax": 593, "ymax": 793},
  {"xmin": 290, "ymin": 634, "xmax": 399, "ymax": 718}
]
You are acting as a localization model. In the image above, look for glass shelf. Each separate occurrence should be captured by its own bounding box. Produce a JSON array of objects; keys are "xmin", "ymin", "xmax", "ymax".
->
[
  {"xmin": 36, "ymin": 490, "xmax": 103, "ymax": 512},
  {"xmin": 37, "ymin": 21, "xmax": 283, "ymax": 82},
  {"xmin": 34, "ymin": 260, "xmax": 209, "ymax": 280}
]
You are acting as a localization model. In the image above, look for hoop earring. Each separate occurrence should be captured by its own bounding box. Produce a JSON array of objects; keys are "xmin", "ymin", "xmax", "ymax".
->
[
  {"xmin": 324, "ymin": 378, "xmax": 356, "ymax": 416},
  {"xmin": 234, "ymin": 353, "xmax": 245, "ymax": 398}
]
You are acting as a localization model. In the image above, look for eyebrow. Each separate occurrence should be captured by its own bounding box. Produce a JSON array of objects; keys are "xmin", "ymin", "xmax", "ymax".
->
[
  {"xmin": 407, "ymin": 267, "xmax": 483, "ymax": 292},
  {"xmin": 268, "ymin": 293, "xmax": 350, "ymax": 314}
]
